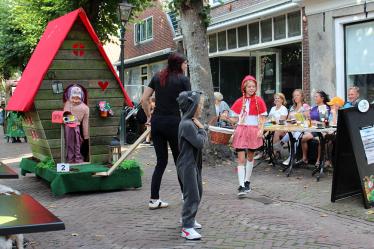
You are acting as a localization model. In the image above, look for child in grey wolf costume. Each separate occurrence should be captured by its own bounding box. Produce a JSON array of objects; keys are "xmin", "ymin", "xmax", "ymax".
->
[{"xmin": 176, "ymin": 91, "xmax": 207, "ymax": 240}]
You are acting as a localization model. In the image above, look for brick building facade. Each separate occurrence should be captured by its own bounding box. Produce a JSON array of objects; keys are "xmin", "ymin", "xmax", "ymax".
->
[{"xmin": 121, "ymin": 0, "xmax": 306, "ymax": 107}]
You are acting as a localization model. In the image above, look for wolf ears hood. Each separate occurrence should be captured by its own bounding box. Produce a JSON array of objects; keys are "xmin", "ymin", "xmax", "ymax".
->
[{"xmin": 177, "ymin": 91, "xmax": 202, "ymax": 119}]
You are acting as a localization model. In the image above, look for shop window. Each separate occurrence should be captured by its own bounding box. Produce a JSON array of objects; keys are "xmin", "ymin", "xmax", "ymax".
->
[
  {"xmin": 274, "ymin": 15, "xmax": 286, "ymax": 40},
  {"xmin": 237, "ymin": 25, "xmax": 248, "ymax": 47},
  {"xmin": 249, "ymin": 22, "xmax": 259, "ymax": 45},
  {"xmin": 217, "ymin": 31, "xmax": 226, "ymax": 51},
  {"xmin": 287, "ymin": 11, "xmax": 301, "ymax": 37},
  {"xmin": 209, "ymin": 34, "xmax": 217, "ymax": 53},
  {"xmin": 227, "ymin": 28, "xmax": 237, "ymax": 49},
  {"xmin": 261, "ymin": 19, "xmax": 272, "ymax": 43},
  {"xmin": 345, "ymin": 21, "xmax": 374, "ymax": 102},
  {"xmin": 134, "ymin": 17, "xmax": 153, "ymax": 43}
]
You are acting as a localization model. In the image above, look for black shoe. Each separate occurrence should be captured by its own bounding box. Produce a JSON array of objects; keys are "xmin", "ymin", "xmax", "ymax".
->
[
  {"xmin": 237, "ymin": 186, "xmax": 247, "ymax": 197},
  {"xmin": 244, "ymin": 181, "xmax": 251, "ymax": 193},
  {"xmin": 295, "ymin": 159, "xmax": 308, "ymax": 166}
]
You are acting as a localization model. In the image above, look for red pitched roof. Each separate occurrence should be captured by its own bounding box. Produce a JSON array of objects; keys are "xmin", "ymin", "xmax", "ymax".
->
[{"xmin": 6, "ymin": 8, "xmax": 133, "ymax": 111}]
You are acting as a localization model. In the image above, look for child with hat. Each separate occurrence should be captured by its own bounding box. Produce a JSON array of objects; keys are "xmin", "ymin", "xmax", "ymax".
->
[
  {"xmin": 63, "ymin": 85, "xmax": 89, "ymax": 163},
  {"xmin": 224, "ymin": 75, "xmax": 267, "ymax": 197},
  {"xmin": 327, "ymin": 96, "xmax": 344, "ymax": 126}
]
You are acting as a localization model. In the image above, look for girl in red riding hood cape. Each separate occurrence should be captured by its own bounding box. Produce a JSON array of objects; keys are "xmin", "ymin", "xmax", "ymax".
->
[{"xmin": 229, "ymin": 75, "xmax": 267, "ymax": 197}]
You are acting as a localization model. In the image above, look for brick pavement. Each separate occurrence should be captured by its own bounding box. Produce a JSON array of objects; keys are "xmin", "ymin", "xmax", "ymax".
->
[{"xmin": 1, "ymin": 127, "xmax": 374, "ymax": 248}]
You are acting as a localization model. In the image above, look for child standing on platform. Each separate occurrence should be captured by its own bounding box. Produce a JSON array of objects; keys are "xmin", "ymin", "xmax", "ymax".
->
[
  {"xmin": 225, "ymin": 75, "xmax": 267, "ymax": 197},
  {"xmin": 63, "ymin": 85, "xmax": 89, "ymax": 163},
  {"xmin": 176, "ymin": 91, "xmax": 207, "ymax": 240}
]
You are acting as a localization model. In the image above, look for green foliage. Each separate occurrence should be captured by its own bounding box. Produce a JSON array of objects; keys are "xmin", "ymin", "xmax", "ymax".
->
[
  {"xmin": 168, "ymin": 0, "xmax": 211, "ymax": 28},
  {"xmin": 0, "ymin": 0, "xmax": 152, "ymax": 79},
  {"xmin": 119, "ymin": 159, "xmax": 143, "ymax": 175},
  {"xmin": 36, "ymin": 157, "xmax": 56, "ymax": 169}
]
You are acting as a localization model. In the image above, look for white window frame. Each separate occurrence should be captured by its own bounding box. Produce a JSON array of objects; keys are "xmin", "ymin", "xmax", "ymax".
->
[
  {"xmin": 335, "ymin": 12, "xmax": 374, "ymax": 99},
  {"xmin": 134, "ymin": 17, "xmax": 153, "ymax": 44},
  {"xmin": 208, "ymin": 10, "xmax": 302, "ymax": 57}
]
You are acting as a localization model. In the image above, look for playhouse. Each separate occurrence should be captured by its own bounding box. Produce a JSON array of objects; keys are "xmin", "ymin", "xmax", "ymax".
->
[{"xmin": 5, "ymin": 8, "xmax": 141, "ymax": 195}]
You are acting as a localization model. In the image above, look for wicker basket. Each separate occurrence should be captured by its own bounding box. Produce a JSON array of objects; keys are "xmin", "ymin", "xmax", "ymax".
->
[
  {"xmin": 208, "ymin": 124, "xmax": 234, "ymax": 145},
  {"xmin": 209, "ymin": 130, "xmax": 232, "ymax": 145}
]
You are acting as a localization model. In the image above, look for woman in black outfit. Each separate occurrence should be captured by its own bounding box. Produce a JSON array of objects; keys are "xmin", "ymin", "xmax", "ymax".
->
[{"xmin": 141, "ymin": 52, "xmax": 191, "ymax": 209}]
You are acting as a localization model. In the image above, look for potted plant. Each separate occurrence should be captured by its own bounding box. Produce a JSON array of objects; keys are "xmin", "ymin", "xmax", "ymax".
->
[{"xmin": 98, "ymin": 101, "xmax": 114, "ymax": 118}]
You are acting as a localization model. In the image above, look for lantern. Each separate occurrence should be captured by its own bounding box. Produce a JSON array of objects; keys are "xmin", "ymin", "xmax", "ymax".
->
[{"xmin": 108, "ymin": 137, "xmax": 121, "ymax": 163}]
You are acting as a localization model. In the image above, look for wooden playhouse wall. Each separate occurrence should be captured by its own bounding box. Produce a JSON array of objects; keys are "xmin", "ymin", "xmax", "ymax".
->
[{"xmin": 25, "ymin": 19, "xmax": 126, "ymax": 163}]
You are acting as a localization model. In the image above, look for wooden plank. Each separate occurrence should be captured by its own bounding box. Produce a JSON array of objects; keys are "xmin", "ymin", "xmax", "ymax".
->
[
  {"xmin": 95, "ymin": 127, "xmax": 151, "ymax": 176},
  {"xmin": 90, "ymin": 136, "xmax": 113, "ymax": 146},
  {"xmin": 70, "ymin": 21, "xmax": 86, "ymax": 31},
  {"xmin": 89, "ymin": 117, "xmax": 120, "ymax": 127},
  {"xmin": 47, "ymin": 139, "xmax": 61, "ymax": 149},
  {"xmin": 50, "ymin": 60, "xmax": 107, "ymax": 70},
  {"xmin": 27, "ymin": 138, "xmax": 50, "ymax": 149},
  {"xmin": 30, "ymin": 144, "xmax": 52, "ymax": 161},
  {"xmin": 66, "ymin": 30, "xmax": 92, "ymax": 40},
  {"xmin": 60, "ymin": 40, "xmax": 97, "ymax": 50},
  {"xmin": 37, "ymin": 109, "xmax": 122, "ymax": 120},
  {"xmin": 42, "ymin": 70, "xmax": 114, "ymax": 80},
  {"xmin": 35, "ymin": 87, "xmax": 122, "ymax": 100},
  {"xmin": 91, "ymin": 154, "xmax": 109, "ymax": 164},
  {"xmin": 54, "ymin": 50, "xmax": 102, "ymax": 60},
  {"xmin": 90, "ymin": 126, "xmax": 118, "ymax": 136},
  {"xmin": 39, "ymin": 80, "xmax": 120, "ymax": 90},
  {"xmin": 24, "ymin": 127, "xmax": 49, "ymax": 140},
  {"xmin": 90, "ymin": 145, "xmax": 109, "ymax": 155},
  {"xmin": 44, "ymin": 129, "xmax": 60, "ymax": 140},
  {"xmin": 34, "ymin": 98, "xmax": 124, "ymax": 111}
]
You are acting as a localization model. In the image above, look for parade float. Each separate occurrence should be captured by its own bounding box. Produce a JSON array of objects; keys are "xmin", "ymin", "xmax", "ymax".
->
[{"xmin": 5, "ymin": 8, "xmax": 143, "ymax": 196}]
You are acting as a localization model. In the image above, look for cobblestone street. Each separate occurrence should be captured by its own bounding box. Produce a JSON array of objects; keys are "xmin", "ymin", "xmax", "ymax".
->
[{"xmin": 1, "ymin": 128, "xmax": 374, "ymax": 249}]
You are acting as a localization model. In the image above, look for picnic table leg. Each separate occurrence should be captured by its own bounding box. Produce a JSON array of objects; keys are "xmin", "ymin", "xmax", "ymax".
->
[
  {"xmin": 285, "ymin": 131, "xmax": 296, "ymax": 177},
  {"xmin": 266, "ymin": 132, "xmax": 276, "ymax": 167},
  {"xmin": 312, "ymin": 133, "xmax": 325, "ymax": 181}
]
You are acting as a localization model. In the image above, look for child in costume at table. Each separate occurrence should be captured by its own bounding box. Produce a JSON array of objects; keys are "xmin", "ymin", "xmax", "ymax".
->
[
  {"xmin": 176, "ymin": 91, "xmax": 207, "ymax": 240},
  {"xmin": 63, "ymin": 85, "xmax": 89, "ymax": 163},
  {"xmin": 225, "ymin": 75, "xmax": 267, "ymax": 197},
  {"xmin": 324, "ymin": 96, "xmax": 344, "ymax": 168}
]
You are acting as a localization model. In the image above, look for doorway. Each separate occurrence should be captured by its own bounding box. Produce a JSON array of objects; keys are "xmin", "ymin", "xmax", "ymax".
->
[{"xmin": 251, "ymin": 51, "xmax": 280, "ymax": 110}]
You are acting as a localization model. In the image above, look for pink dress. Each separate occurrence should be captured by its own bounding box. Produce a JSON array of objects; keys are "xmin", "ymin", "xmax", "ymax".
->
[{"xmin": 231, "ymin": 98, "xmax": 267, "ymax": 150}]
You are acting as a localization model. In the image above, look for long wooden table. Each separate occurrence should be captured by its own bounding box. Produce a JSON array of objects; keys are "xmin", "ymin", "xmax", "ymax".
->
[
  {"xmin": 0, "ymin": 194, "xmax": 65, "ymax": 235},
  {"xmin": 263, "ymin": 125, "xmax": 336, "ymax": 181},
  {"xmin": 0, "ymin": 162, "xmax": 18, "ymax": 179}
]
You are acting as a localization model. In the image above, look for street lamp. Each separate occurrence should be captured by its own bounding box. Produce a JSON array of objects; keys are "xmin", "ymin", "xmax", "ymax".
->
[
  {"xmin": 118, "ymin": 0, "xmax": 133, "ymax": 146},
  {"xmin": 118, "ymin": 0, "xmax": 133, "ymax": 86}
]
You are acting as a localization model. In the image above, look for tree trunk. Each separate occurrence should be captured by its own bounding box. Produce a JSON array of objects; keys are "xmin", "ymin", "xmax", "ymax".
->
[
  {"xmin": 179, "ymin": 1, "xmax": 215, "ymax": 123},
  {"xmin": 179, "ymin": 1, "xmax": 219, "ymax": 165}
]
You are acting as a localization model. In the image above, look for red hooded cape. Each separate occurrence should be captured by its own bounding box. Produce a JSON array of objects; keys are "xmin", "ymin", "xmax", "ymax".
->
[{"xmin": 231, "ymin": 75, "xmax": 267, "ymax": 115}]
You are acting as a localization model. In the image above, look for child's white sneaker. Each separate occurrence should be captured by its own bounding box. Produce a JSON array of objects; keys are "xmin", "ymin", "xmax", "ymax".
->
[
  {"xmin": 179, "ymin": 219, "xmax": 202, "ymax": 229},
  {"xmin": 181, "ymin": 228, "xmax": 201, "ymax": 240},
  {"xmin": 148, "ymin": 199, "xmax": 168, "ymax": 210}
]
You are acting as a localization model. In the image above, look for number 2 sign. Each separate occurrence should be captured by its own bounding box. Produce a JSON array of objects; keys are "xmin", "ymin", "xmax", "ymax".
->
[{"xmin": 57, "ymin": 163, "xmax": 70, "ymax": 172}]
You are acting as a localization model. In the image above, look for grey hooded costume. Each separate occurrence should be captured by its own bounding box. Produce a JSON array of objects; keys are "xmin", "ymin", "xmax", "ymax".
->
[{"xmin": 176, "ymin": 91, "xmax": 208, "ymax": 228}]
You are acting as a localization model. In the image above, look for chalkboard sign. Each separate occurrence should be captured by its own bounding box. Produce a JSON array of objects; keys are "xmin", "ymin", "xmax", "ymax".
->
[{"xmin": 331, "ymin": 104, "xmax": 374, "ymax": 209}]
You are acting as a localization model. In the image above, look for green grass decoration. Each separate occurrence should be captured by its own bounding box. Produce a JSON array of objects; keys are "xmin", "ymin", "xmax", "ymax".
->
[
  {"xmin": 36, "ymin": 157, "xmax": 56, "ymax": 169},
  {"xmin": 119, "ymin": 159, "xmax": 143, "ymax": 175}
]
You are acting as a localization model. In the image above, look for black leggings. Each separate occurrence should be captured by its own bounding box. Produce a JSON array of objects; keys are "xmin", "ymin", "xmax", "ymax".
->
[{"xmin": 150, "ymin": 115, "xmax": 183, "ymax": 199}]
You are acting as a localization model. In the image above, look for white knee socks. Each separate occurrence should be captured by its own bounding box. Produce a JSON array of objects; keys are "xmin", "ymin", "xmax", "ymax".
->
[
  {"xmin": 245, "ymin": 160, "xmax": 254, "ymax": 182},
  {"xmin": 237, "ymin": 165, "xmax": 245, "ymax": 187}
]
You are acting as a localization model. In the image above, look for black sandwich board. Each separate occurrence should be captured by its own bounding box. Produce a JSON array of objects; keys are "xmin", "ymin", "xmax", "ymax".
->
[{"xmin": 331, "ymin": 104, "xmax": 374, "ymax": 209}]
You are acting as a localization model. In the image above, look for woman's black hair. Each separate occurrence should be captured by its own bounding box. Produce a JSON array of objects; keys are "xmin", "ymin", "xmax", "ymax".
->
[{"xmin": 316, "ymin": 90, "xmax": 330, "ymax": 105}]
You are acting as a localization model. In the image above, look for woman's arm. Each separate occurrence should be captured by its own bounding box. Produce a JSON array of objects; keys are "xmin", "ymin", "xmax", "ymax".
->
[{"xmin": 141, "ymin": 86, "xmax": 154, "ymax": 123}]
